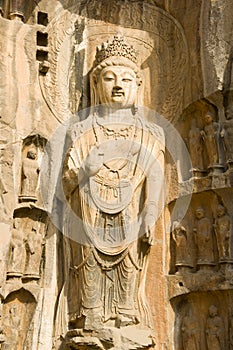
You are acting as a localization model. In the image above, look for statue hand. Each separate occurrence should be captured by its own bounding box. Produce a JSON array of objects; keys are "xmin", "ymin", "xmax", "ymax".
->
[
  {"xmin": 143, "ymin": 214, "xmax": 155, "ymax": 245},
  {"xmin": 200, "ymin": 130, "xmax": 205, "ymax": 138},
  {"xmin": 84, "ymin": 146, "xmax": 105, "ymax": 177}
]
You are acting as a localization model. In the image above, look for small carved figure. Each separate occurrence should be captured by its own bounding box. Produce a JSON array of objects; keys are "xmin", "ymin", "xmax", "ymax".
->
[
  {"xmin": 193, "ymin": 207, "xmax": 215, "ymax": 268},
  {"xmin": 7, "ymin": 218, "xmax": 26, "ymax": 277},
  {"xmin": 172, "ymin": 220, "xmax": 193, "ymax": 272},
  {"xmin": 213, "ymin": 205, "xmax": 231, "ymax": 261},
  {"xmin": 20, "ymin": 147, "xmax": 39, "ymax": 201},
  {"xmin": 206, "ymin": 305, "xmax": 224, "ymax": 350},
  {"xmin": 7, "ymin": 305, "xmax": 20, "ymax": 348},
  {"xmin": 0, "ymin": 302, "xmax": 6, "ymax": 348},
  {"xmin": 230, "ymin": 308, "xmax": 233, "ymax": 350},
  {"xmin": 221, "ymin": 104, "xmax": 233, "ymax": 166},
  {"xmin": 189, "ymin": 119, "xmax": 204, "ymax": 171},
  {"xmin": 181, "ymin": 308, "xmax": 200, "ymax": 350},
  {"xmin": 201, "ymin": 112, "xmax": 219, "ymax": 168},
  {"xmin": 24, "ymin": 224, "xmax": 44, "ymax": 278}
]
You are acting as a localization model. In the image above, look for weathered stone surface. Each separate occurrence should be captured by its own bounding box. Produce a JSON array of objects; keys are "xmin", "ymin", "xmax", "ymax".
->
[{"xmin": 0, "ymin": 1, "xmax": 233, "ymax": 349}]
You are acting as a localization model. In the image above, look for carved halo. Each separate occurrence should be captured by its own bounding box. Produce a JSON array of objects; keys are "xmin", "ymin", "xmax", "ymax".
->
[{"xmin": 39, "ymin": 3, "xmax": 188, "ymax": 122}]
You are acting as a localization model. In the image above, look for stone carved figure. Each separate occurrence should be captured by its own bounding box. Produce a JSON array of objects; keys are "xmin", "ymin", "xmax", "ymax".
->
[
  {"xmin": 213, "ymin": 204, "xmax": 231, "ymax": 261},
  {"xmin": 7, "ymin": 218, "xmax": 26, "ymax": 277},
  {"xmin": 193, "ymin": 207, "xmax": 215, "ymax": 268},
  {"xmin": 221, "ymin": 102, "xmax": 233, "ymax": 167},
  {"xmin": 181, "ymin": 308, "xmax": 200, "ymax": 350},
  {"xmin": 230, "ymin": 308, "xmax": 233, "ymax": 350},
  {"xmin": 20, "ymin": 147, "xmax": 39, "ymax": 201},
  {"xmin": 4, "ymin": 305, "xmax": 21, "ymax": 349},
  {"xmin": 205, "ymin": 305, "xmax": 224, "ymax": 350},
  {"xmin": 189, "ymin": 119, "xmax": 204, "ymax": 173},
  {"xmin": 0, "ymin": 302, "xmax": 5, "ymax": 348},
  {"xmin": 63, "ymin": 35, "xmax": 165, "ymax": 337},
  {"xmin": 201, "ymin": 111, "xmax": 219, "ymax": 169},
  {"xmin": 24, "ymin": 223, "xmax": 44, "ymax": 278},
  {"xmin": 172, "ymin": 220, "xmax": 193, "ymax": 273}
]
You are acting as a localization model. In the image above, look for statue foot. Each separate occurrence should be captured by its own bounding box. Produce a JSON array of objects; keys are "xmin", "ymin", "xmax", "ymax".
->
[{"xmin": 115, "ymin": 314, "xmax": 138, "ymax": 328}]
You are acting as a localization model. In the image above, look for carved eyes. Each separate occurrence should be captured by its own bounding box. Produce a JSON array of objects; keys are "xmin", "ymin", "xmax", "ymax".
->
[
  {"xmin": 103, "ymin": 76, "xmax": 133, "ymax": 83},
  {"xmin": 122, "ymin": 78, "xmax": 133, "ymax": 82},
  {"xmin": 103, "ymin": 77, "xmax": 115, "ymax": 82}
]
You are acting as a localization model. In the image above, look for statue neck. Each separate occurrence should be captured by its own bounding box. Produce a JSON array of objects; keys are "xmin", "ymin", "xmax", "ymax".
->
[{"xmin": 97, "ymin": 106, "xmax": 135, "ymax": 122}]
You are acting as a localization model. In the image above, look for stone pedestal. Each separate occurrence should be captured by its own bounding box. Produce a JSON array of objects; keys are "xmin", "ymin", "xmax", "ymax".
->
[{"xmin": 66, "ymin": 327, "xmax": 154, "ymax": 350}]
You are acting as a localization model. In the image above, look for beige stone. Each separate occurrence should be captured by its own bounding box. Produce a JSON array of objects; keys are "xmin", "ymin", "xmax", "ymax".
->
[{"xmin": 0, "ymin": 1, "xmax": 233, "ymax": 349}]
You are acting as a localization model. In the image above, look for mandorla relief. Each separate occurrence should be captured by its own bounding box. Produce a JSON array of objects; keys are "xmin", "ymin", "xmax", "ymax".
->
[{"xmin": 62, "ymin": 35, "xmax": 165, "ymax": 349}]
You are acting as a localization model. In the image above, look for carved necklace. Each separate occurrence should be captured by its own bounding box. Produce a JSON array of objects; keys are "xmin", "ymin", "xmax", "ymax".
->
[
  {"xmin": 89, "ymin": 112, "xmax": 140, "ymax": 214},
  {"xmin": 93, "ymin": 112, "xmax": 138, "ymax": 151},
  {"xmin": 96, "ymin": 122, "xmax": 134, "ymax": 140},
  {"xmin": 93, "ymin": 113, "xmax": 135, "ymax": 140}
]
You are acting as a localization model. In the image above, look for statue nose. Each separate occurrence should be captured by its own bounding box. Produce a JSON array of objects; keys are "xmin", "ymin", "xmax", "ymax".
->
[
  {"xmin": 113, "ymin": 85, "xmax": 123, "ymax": 92},
  {"xmin": 114, "ymin": 77, "xmax": 123, "ymax": 88}
]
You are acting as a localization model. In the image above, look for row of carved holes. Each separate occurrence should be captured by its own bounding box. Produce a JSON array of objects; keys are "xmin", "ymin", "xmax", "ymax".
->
[{"xmin": 36, "ymin": 12, "xmax": 48, "ymax": 63}]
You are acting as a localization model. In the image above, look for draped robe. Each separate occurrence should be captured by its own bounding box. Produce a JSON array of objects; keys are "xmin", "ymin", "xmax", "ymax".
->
[{"xmin": 62, "ymin": 112, "xmax": 164, "ymax": 329}]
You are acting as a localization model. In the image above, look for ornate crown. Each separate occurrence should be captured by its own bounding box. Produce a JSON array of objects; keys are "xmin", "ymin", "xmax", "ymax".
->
[{"xmin": 94, "ymin": 35, "xmax": 138, "ymax": 66}]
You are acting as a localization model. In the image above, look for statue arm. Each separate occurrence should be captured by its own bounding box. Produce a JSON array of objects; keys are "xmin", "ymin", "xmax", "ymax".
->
[
  {"xmin": 62, "ymin": 146, "xmax": 83, "ymax": 195},
  {"xmin": 143, "ymin": 149, "xmax": 164, "ymax": 244},
  {"xmin": 25, "ymin": 238, "xmax": 35, "ymax": 254}
]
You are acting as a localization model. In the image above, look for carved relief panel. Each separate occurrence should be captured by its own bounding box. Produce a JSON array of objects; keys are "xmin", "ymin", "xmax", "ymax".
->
[
  {"xmin": 7, "ymin": 207, "xmax": 47, "ymax": 282},
  {"xmin": 170, "ymin": 190, "xmax": 233, "ymax": 275},
  {"xmin": 173, "ymin": 291, "xmax": 231, "ymax": 350}
]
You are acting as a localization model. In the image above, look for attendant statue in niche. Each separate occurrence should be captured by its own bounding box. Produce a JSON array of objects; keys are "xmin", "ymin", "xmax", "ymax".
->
[
  {"xmin": 20, "ymin": 146, "xmax": 39, "ymax": 202},
  {"xmin": 221, "ymin": 97, "xmax": 233, "ymax": 168},
  {"xmin": 201, "ymin": 111, "xmax": 220, "ymax": 172},
  {"xmin": 24, "ymin": 223, "xmax": 44, "ymax": 279},
  {"xmin": 181, "ymin": 307, "xmax": 200, "ymax": 350},
  {"xmin": 172, "ymin": 220, "xmax": 193, "ymax": 273},
  {"xmin": 213, "ymin": 204, "xmax": 231, "ymax": 261},
  {"xmin": 193, "ymin": 207, "xmax": 215, "ymax": 270},
  {"xmin": 188, "ymin": 118, "xmax": 204, "ymax": 176},
  {"xmin": 63, "ymin": 35, "xmax": 165, "ymax": 336},
  {"xmin": 7, "ymin": 218, "xmax": 26, "ymax": 277},
  {"xmin": 205, "ymin": 305, "xmax": 224, "ymax": 350}
]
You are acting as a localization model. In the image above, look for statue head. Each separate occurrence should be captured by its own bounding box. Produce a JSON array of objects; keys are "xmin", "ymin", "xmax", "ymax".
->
[
  {"xmin": 195, "ymin": 207, "xmax": 204, "ymax": 219},
  {"xmin": 217, "ymin": 204, "xmax": 226, "ymax": 217},
  {"xmin": 224, "ymin": 91, "xmax": 233, "ymax": 120},
  {"xmin": 208, "ymin": 305, "xmax": 218, "ymax": 317},
  {"xmin": 27, "ymin": 147, "xmax": 37, "ymax": 160},
  {"xmin": 90, "ymin": 35, "xmax": 142, "ymax": 111},
  {"xmin": 204, "ymin": 111, "xmax": 214, "ymax": 125}
]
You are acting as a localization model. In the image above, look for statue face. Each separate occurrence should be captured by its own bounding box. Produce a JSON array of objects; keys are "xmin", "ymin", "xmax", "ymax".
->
[
  {"xmin": 217, "ymin": 206, "xmax": 225, "ymax": 217},
  {"xmin": 225, "ymin": 104, "xmax": 233, "ymax": 120},
  {"xmin": 195, "ymin": 208, "xmax": 204, "ymax": 219},
  {"xmin": 27, "ymin": 150, "xmax": 37, "ymax": 159},
  {"xmin": 204, "ymin": 113, "xmax": 213, "ymax": 124},
  {"xmin": 98, "ymin": 65, "xmax": 138, "ymax": 109}
]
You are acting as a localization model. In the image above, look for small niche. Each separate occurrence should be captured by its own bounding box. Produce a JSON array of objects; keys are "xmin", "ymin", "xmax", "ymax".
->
[
  {"xmin": 37, "ymin": 32, "xmax": 48, "ymax": 47},
  {"xmin": 37, "ymin": 11, "xmax": 48, "ymax": 26},
  {"xmin": 36, "ymin": 50, "xmax": 48, "ymax": 62}
]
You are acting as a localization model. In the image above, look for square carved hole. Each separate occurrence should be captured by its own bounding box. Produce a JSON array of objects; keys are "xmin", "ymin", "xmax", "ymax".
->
[
  {"xmin": 36, "ymin": 50, "xmax": 48, "ymax": 62},
  {"xmin": 37, "ymin": 11, "xmax": 48, "ymax": 26},
  {"xmin": 37, "ymin": 32, "xmax": 48, "ymax": 47}
]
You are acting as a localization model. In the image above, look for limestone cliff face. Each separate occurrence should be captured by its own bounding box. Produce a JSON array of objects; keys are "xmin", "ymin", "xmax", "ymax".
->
[{"xmin": 0, "ymin": 1, "xmax": 233, "ymax": 349}]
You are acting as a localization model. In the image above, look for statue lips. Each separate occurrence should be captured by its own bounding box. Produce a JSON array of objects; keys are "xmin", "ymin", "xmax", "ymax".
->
[{"xmin": 112, "ymin": 87, "xmax": 125, "ymax": 98}]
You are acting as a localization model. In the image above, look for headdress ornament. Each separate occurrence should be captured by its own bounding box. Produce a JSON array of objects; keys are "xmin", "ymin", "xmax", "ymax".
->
[{"xmin": 93, "ymin": 35, "xmax": 138, "ymax": 67}]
